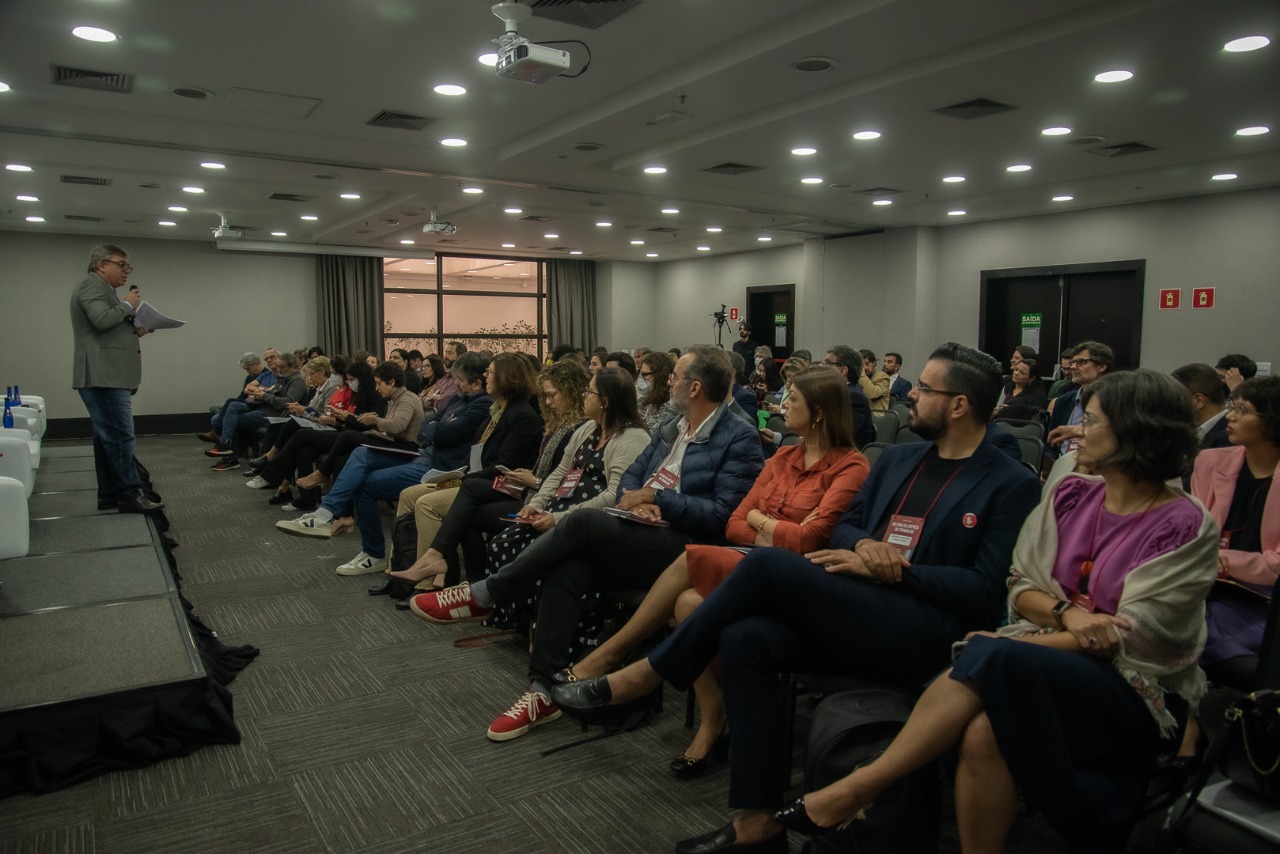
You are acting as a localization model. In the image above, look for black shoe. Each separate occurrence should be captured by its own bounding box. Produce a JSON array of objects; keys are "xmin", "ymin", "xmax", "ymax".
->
[
  {"xmin": 550, "ymin": 675, "xmax": 613, "ymax": 710},
  {"xmin": 204, "ymin": 446, "xmax": 234, "ymax": 458},
  {"xmin": 675, "ymin": 823, "xmax": 787, "ymax": 854},
  {"xmin": 97, "ymin": 498, "xmax": 119, "ymax": 511},
  {"xmin": 367, "ymin": 578, "xmax": 392, "ymax": 596},
  {"xmin": 249, "ymin": 455, "xmax": 268, "ymax": 469},
  {"xmin": 211, "ymin": 457, "xmax": 240, "ymax": 471},
  {"xmin": 552, "ymin": 666, "xmax": 579, "ymax": 685},
  {"xmin": 387, "ymin": 577, "xmax": 417, "ymax": 600},
  {"xmin": 670, "ymin": 730, "xmax": 728, "ymax": 779},
  {"xmin": 394, "ymin": 598, "xmax": 412, "ymax": 611},
  {"xmin": 772, "ymin": 799, "xmax": 825, "ymax": 836},
  {"xmin": 119, "ymin": 496, "xmax": 165, "ymax": 514},
  {"xmin": 268, "ymin": 490, "xmax": 294, "ymax": 506}
]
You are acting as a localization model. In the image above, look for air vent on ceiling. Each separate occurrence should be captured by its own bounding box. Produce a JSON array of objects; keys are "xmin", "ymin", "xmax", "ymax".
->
[
  {"xmin": 1086, "ymin": 141, "xmax": 1158, "ymax": 157},
  {"xmin": 435, "ymin": 238, "xmax": 466, "ymax": 244},
  {"xmin": 931, "ymin": 97, "xmax": 1017, "ymax": 120},
  {"xmin": 529, "ymin": 0, "xmax": 640, "ymax": 29},
  {"xmin": 51, "ymin": 65, "xmax": 134, "ymax": 94},
  {"xmin": 64, "ymin": 214, "xmax": 102, "ymax": 222},
  {"xmin": 61, "ymin": 174, "xmax": 112, "ymax": 186},
  {"xmin": 520, "ymin": 215, "xmax": 556, "ymax": 222},
  {"xmin": 365, "ymin": 110, "xmax": 433, "ymax": 131},
  {"xmin": 268, "ymin": 193, "xmax": 313, "ymax": 202},
  {"xmin": 646, "ymin": 227, "xmax": 679, "ymax": 233},
  {"xmin": 855, "ymin": 186, "xmax": 904, "ymax": 197},
  {"xmin": 547, "ymin": 246, "xmax": 573, "ymax": 253},
  {"xmin": 703, "ymin": 162, "xmax": 763, "ymax": 176}
]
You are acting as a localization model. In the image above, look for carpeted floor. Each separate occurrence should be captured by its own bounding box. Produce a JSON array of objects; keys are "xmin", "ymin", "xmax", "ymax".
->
[{"xmin": 1, "ymin": 434, "xmax": 1187, "ymax": 853}]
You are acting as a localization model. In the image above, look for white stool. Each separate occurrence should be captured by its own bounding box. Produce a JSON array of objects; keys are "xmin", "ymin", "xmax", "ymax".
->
[
  {"xmin": 0, "ymin": 436, "xmax": 33, "ymax": 496},
  {"xmin": 11, "ymin": 405, "xmax": 44, "ymax": 439},
  {"xmin": 0, "ymin": 426, "xmax": 39, "ymax": 468},
  {"xmin": 0, "ymin": 474, "xmax": 29, "ymax": 559}
]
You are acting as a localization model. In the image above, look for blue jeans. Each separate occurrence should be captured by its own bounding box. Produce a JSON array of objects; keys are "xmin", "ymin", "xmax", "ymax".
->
[
  {"xmin": 217, "ymin": 400, "xmax": 269, "ymax": 453},
  {"xmin": 320, "ymin": 446, "xmax": 429, "ymax": 558},
  {"xmin": 78, "ymin": 386, "xmax": 142, "ymax": 501}
]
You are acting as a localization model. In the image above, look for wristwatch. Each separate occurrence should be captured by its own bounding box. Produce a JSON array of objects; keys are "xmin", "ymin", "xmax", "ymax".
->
[{"xmin": 1050, "ymin": 599, "xmax": 1072, "ymax": 629}]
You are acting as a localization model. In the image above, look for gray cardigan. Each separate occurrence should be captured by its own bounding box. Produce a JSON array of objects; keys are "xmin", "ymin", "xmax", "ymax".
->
[
  {"xmin": 70, "ymin": 274, "xmax": 140, "ymax": 389},
  {"xmin": 527, "ymin": 420, "xmax": 651, "ymax": 521}
]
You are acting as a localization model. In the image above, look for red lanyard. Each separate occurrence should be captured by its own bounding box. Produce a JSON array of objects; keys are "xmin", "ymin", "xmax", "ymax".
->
[{"xmin": 893, "ymin": 456, "xmax": 966, "ymax": 519}]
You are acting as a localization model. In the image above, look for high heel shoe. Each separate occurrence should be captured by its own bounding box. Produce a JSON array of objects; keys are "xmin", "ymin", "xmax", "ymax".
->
[{"xmin": 773, "ymin": 796, "xmax": 869, "ymax": 835}]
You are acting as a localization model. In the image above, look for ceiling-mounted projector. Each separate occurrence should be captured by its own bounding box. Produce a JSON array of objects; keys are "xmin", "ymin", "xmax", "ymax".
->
[
  {"xmin": 491, "ymin": 2, "xmax": 570, "ymax": 84},
  {"xmin": 212, "ymin": 211, "xmax": 243, "ymax": 240},
  {"xmin": 421, "ymin": 207, "xmax": 457, "ymax": 235}
]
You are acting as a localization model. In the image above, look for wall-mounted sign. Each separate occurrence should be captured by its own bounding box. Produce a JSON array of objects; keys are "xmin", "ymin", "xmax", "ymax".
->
[
  {"xmin": 1191, "ymin": 288, "xmax": 1215, "ymax": 309},
  {"xmin": 1020, "ymin": 312, "xmax": 1042, "ymax": 351},
  {"xmin": 1159, "ymin": 289, "xmax": 1181, "ymax": 309},
  {"xmin": 728, "ymin": 307, "xmax": 740, "ymax": 322},
  {"xmin": 773, "ymin": 313, "xmax": 787, "ymax": 325}
]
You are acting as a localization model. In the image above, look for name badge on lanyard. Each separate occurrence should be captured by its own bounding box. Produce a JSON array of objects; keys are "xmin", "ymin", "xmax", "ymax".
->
[
  {"xmin": 651, "ymin": 467, "xmax": 679, "ymax": 491},
  {"xmin": 884, "ymin": 514, "xmax": 924, "ymax": 559},
  {"xmin": 556, "ymin": 468, "xmax": 584, "ymax": 498},
  {"xmin": 469, "ymin": 442, "xmax": 484, "ymax": 471}
]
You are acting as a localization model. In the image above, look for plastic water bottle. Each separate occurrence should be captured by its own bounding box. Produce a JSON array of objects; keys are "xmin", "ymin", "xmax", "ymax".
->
[{"xmin": 3, "ymin": 399, "xmax": 13, "ymax": 429}]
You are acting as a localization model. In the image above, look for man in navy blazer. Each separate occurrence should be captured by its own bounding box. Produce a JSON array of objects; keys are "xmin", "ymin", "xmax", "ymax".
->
[
  {"xmin": 553, "ymin": 342, "xmax": 1042, "ymax": 852},
  {"xmin": 884, "ymin": 351, "xmax": 912, "ymax": 404}
]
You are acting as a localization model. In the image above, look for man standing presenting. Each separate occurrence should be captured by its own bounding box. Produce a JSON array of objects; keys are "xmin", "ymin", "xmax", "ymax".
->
[{"xmin": 70, "ymin": 244, "xmax": 163, "ymax": 513}]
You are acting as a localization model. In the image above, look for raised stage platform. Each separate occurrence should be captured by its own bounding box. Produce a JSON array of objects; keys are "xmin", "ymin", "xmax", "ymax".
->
[{"xmin": 0, "ymin": 442, "xmax": 255, "ymax": 797}]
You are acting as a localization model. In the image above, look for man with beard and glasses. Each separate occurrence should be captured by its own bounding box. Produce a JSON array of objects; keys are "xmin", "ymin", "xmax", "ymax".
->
[{"xmin": 552, "ymin": 342, "xmax": 1041, "ymax": 854}]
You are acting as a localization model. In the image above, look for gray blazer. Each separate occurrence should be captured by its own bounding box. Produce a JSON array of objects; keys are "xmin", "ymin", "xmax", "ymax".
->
[{"xmin": 70, "ymin": 274, "xmax": 141, "ymax": 389}]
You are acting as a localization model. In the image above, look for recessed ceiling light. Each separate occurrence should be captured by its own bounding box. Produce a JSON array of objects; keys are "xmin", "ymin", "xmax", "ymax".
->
[
  {"xmin": 399, "ymin": 267, "xmax": 412, "ymax": 271},
  {"xmin": 200, "ymin": 161, "xmax": 225, "ymax": 169},
  {"xmin": 158, "ymin": 220, "xmax": 176, "ymax": 227},
  {"xmin": 433, "ymin": 84, "xmax": 467, "ymax": 96},
  {"xmin": 569, "ymin": 250, "xmax": 583, "ymax": 255},
  {"xmin": 503, "ymin": 207, "xmax": 523, "ymax": 214},
  {"xmin": 1094, "ymin": 70, "xmax": 1133, "ymax": 83},
  {"xmin": 0, "ymin": 82, "xmax": 10, "ymax": 93},
  {"xmin": 646, "ymin": 253, "xmax": 658, "ymax": 257},
  {"xmin": 25, "ymin": 216, "xmax": 44, "ymax": 223},
  {"xmin": 706, "ymin": 227, "xmax": 722, "ymax": 232},
  {"xmin": 757, "ymin": 236, "xmax": 772, "ymax": 242},
  {"xmin": 461, "ymin": 186, "xmax": 484, "ymax": 194},
  {"xmin": 478, "ymin": 52, "xmax": 499, "ymax": 66},
  {"xmin": 630, "ymin": 239, "xmax": 645, "ymax": 245},
  {"xmin": 16, "ymin": 195, "xmax": 38, "ymax": 202},
  {"xmin": 182, "ymin": 186, "xmax": 204, "ymax": 193},
  {"xmin": 400, "ymin": 239, "xmax": 415, "ymax": 244},
  {"xmin": 696, "ymin": 246, "xmax": 711, "ymax": 251},
  {"xmin": 791, "ymin": 147, "xmax": 817, "ymax": 156},
  {"xmin": 1224, "ymin": 36, "xmax": 1270, "ymax": 53},
  {"xmin": 1052, "ymin": 195, "xmax": 1074, "ymax": 202},
  {"xmin": 800, "ymin": 176, "xmax": 824, "ymax": 184},
  {"xmin": 1212, "ymin": 173, "xmax": 1238, "ymax": 181},
  {"xmin": 942, "ymin": 176, "xmax": 965, "ymax": 183},
  {"xmin": 340, "ymin": 193, "xmax": 361, "ymax": 199},
  {"xmin": 947, "ymin": 210, "xmax": 967, "ymax": 216},
  {"xmin": 501, "ymin": 242, "xmax": 516, "ymax": 248},
  {"xmin": 167, "ymin": 205, "xmax": 187, "ymax": 212},
  {"xmin": 72, "ymin": 26, "xmax": 116, "ymax": 42},
  {"xmin": 644, "ymin": 166, "xmax": 667, "ymax": 174},
  {"xmin": 426, "ymin": 259, "xmax": 435, "ymax": 264},
  {"xmin": 440, "ymin": 138, "xmax": 468, "ymax": 147},
  {"xmin": 872, "ymin": 199, "xmax": 892, "ymax": 206},
  {"xmin": 519, "ymin": 272, "xmax": 530, "ymax": 277},
  {"xmin": 544, "ymin": 232, "xmax": 559, "ymax": 239},
  {"xmin": 503, "ymin": 262, "xmax": 515, "ymax": 266},
  {"xmin": 6, "ymin": 164, "xmax": 33, "ymax": 172},
  {"xmin": 466, "ymin": 269, "xmax": 477, "ymax": 273},
  {"xmin": 595, "ymin": 221, "xmax": 612, "ymax": 227},
  {"xmin": 661, "ymin": 207, "xmax": 679, "ymax": 214},
  {"xmin": 300, "ymin": 214, "xmax": 319, "ymax": 220},
  {"xmin": 271, "ymin": 231, "xmax": 287, "ymax": 237},
  {"xmin": 852, "ymin": 130, "xmax": 881, "ymax": 140},
  {"xmin": 1236, "ymin": 126, "xmax": 1270, "ymax": 136},
  {"xmin": 1006, "ymin": 164, "xmax": 1032, "ymax": 172},
  {"xmin": 1041, "ymin": 126, "xmax": 1072, "ymax": 136}
]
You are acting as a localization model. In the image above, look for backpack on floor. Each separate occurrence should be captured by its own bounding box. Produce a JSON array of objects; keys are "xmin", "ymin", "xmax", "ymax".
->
[{"xmin": 802, "ymin": 687, "xmax": 941, "ymax": 854}]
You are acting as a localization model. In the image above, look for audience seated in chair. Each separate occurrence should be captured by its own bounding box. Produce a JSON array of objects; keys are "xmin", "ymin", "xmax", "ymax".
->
[
  {"xmin": 205, "ymin": 350, "xmax": 307, "ymax": 470},
  {"xmin": 198, "ymin": 350, "xmax": 276, "ymax": 443}
]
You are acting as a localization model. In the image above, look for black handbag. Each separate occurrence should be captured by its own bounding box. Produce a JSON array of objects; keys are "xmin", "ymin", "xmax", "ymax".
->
[{"xmin": 1219, "ymin": 689, "xmax": 1280, "ymax": 804}]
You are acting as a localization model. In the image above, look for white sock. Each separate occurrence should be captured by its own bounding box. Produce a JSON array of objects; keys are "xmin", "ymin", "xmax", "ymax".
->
[{"xmin": 312, "ymin": 506, "xmax": 334, "ymax": 523}]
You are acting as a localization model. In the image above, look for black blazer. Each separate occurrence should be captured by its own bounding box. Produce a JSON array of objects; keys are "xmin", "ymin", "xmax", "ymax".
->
[
  {"xmin": 465, "ymin": 396, "xmax": 544, "ymax": 481},
  {"xmin": 1201, "ymin": 415, "xmax": 1232, "ymax": 450},
  {"xmin": 847, "ymin": 383, "xmax": 877, "ymax": 450}
]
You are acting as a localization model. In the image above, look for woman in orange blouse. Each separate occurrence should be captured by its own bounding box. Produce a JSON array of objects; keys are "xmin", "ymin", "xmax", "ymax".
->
[{"xmin": 560, "ymin": 367, "xmax": 870, "ymax": 775}]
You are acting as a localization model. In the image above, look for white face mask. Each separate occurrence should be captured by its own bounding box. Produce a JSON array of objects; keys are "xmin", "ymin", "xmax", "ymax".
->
[
  {"xmin": 636, "ymin": 376, "xmax": 651, "ymax": 394},
  {"xmin": 348, "ymin": 379, "xmax": 360, "ymax": 392}
]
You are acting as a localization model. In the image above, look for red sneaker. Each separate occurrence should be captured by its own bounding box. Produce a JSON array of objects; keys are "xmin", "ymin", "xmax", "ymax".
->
[
  {"xmin": 487, "ymin": 691, "xmax": 561, "ymax": 742},
  {"xmin": 409, "ymin": 583, "xmax": 492, "ymax": 624}
]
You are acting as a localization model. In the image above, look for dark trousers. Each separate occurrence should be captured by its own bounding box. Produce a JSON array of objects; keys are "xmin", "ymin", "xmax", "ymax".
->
[
  {"xmin": 430, "ymin": 477, "xmax": 521, "ymax": 582},
  {"xmin": 486, "ymin": 507, "xmax": 691, "ymax": 685},
  {"xmin": 648, "ymin": 548, "xmax": 962, "ymax": 810},
  {"xmin": 261, "ymin": 423, "xmax": 341, "ymax": 485},
  {"xmin": 319, "ymin": 429, "xmax": 379, "ymax": 477},
  {"xmin": 78, "ymin": 386, "xmax": 141, "ymax": 501}
]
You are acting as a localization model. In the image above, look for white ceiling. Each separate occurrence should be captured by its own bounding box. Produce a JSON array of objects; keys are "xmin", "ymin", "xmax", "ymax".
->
[{"xmin": 0, "ymin": 0, "xmax": 1276, "ymax": 262}]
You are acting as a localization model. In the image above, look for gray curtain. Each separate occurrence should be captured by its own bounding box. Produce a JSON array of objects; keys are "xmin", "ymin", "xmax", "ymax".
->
[
  {"xmin": 546, "ymin": 258, "xmax": 597, "ymax": 353},
  {"xmin": 317, "ymin": 255, "xmax": 383, "ymax": 357}
]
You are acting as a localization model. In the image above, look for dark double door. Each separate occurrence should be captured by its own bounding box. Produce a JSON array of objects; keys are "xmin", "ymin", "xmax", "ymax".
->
[{"xmin": 979, "ymin": 260, "xmax": 1146, "ymax": 371}]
